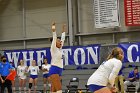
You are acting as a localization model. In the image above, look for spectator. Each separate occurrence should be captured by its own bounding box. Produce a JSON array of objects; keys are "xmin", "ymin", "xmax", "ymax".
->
[{"xmin": 124, "ymin": 66, "xmax": 139, "ymax": 93}]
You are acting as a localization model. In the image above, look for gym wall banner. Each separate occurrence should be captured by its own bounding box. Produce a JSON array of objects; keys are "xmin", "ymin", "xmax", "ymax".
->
[
  {"xmin": 119, "ymin": 43, "xmax": 140, "ymax": 63},
  {"xmin": 124, "ymin": 0, "xmax": 140, "ymax": 26},
  {"xmin": 94, "ymin": 0, "xmax": 120, "ymax": 28},
  {"xmin": 4, "ymin": 44, "xmax": 100, "ymax": 67}
]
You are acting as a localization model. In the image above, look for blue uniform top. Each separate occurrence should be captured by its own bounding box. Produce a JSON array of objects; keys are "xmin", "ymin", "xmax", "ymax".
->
[
  {"xmin": 0, "ymin": 62, "xmax": 13, "ymax": 76},
  {"xmin": 128, "ymin": 70, "xmax": 139, "ymax": 82}
]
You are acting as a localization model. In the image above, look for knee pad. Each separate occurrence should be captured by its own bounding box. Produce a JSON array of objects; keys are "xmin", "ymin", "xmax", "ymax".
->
[{"xmin": 29, "ymin": 83, "xmax": 32, "ymax": 89}]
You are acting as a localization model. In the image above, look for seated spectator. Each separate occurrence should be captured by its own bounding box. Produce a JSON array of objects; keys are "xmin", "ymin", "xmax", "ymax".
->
[{"xmin": 124, "ymin": 66, "xmax": 139, "ymax": 93}]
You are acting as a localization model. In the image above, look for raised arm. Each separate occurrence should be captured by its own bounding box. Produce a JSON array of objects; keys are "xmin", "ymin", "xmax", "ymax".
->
[
  {"xmin": 108, "ymin": 61, "xmax": 122, "ymax": 87},
  {"xmin": 50, "ymin": 22, "xmax": 57, "ymax": 54},
  {"xmin": 60, "ymin": 24, "xmax": 66, "ymax": 49}
]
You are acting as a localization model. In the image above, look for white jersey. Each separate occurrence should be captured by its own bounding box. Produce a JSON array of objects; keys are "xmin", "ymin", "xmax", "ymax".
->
[
  {"xmin": 17, "ymin": 65, "xmax": 27, "ymax": 79},
  {"xmin": 42, "ymin": 64, "xmax": 51, "ymax": 74},
  {"xmin": 28, "ymin": 66, "xmax": 39, "ymax": 75},
  {"xmin": 50, "ymin": 32, "xmax": 65, "ymax": 68},
  {"xmin": 87, "ymin": 58, "xmax": 122, "ymax": 87}
]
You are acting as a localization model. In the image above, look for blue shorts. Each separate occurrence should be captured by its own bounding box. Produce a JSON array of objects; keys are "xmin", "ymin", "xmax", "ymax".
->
[
  {"xmin": 30, "ymin": 75, "xmax": 38, "ymax": 79},
  {"xmin": 43, "ymin": 74, "xmax": 49, "ymax": 78},
  {"xmin": 49, "ymin": 65, "xmax": 63, "ymax": 76},
  {"xmin": 88, "ymin": 84, "xmax": 105, "ymax": 92}
]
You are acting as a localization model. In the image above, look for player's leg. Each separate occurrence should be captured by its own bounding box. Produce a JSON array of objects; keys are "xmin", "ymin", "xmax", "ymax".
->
[{"xmin": 28, "ymin": 78, "xmax": 33, "ymax": 93}]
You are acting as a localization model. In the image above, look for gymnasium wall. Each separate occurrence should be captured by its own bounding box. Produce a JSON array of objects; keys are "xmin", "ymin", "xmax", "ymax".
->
[
  {"xmin": 77, "ymin": 0, "xmax": 140, "ymax": 45},
  {"xmin": 0, "ymin": 0, "xmax": 68, "ymax": 50},
  {"xmin": 0, "ymin": 0, "xmax": 140, "ymax": 50}
]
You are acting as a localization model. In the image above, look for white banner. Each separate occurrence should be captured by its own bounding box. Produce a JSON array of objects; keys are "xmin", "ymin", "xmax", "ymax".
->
[{"xmin": 94, "ymin": 0, "xmax": 119, "ymax": 28}]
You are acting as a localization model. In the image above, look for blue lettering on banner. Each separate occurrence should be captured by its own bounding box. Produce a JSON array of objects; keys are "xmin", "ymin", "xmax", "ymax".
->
[
  {"xmin": 119, "ymin": 43, "xmax": 140, "ymax": 63},
  {"xmin": 4, "ymin": 44, "xmax": 100, "ymax": 67}
]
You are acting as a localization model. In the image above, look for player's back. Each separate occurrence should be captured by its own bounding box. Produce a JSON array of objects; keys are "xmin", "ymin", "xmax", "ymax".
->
[{"xmin": 87, "ymin": 58, "xmax": 122, "ymax": 86}]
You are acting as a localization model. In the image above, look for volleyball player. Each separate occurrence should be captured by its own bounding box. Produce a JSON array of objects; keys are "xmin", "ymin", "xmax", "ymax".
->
[
  {"xmin": 42, "ymin": 58, "xmax": 51, "ymax": 93},
  {"xmin": 87, "ymin": 47, "xmax": 124, "ymax": 93},
  {"xmin": 49, "ymin": 22, "xmax": 66, "ymax": 93},
  {"xmin": 17, "ymin": 60, "xmax": 28, "ymax": 93},
  {"xmin": 27, "ymin": 60, "xmax": 39, "ymax": 93}
]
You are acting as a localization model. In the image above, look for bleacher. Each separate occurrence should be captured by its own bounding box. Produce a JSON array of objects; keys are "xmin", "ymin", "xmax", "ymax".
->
[
  {"xmin": 13, "ymin": 62, "xmax": 140, "ymax": 93},
  {"xmin": 62, "ymin": 64, "xmax": 99, "ymax": 92},
  {"xmin": 62, "ymin": 62, "xmax": 140, "ymax": 92}
]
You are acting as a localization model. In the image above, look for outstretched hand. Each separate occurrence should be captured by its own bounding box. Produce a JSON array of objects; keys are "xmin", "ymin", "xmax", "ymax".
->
[
  {"xmin": 62, "ymin": 24, "xmax": 66, "ymax": 33},
  {"xmin": 52, "ymin": 22, "xmax": 56, "ymax": 32}
]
